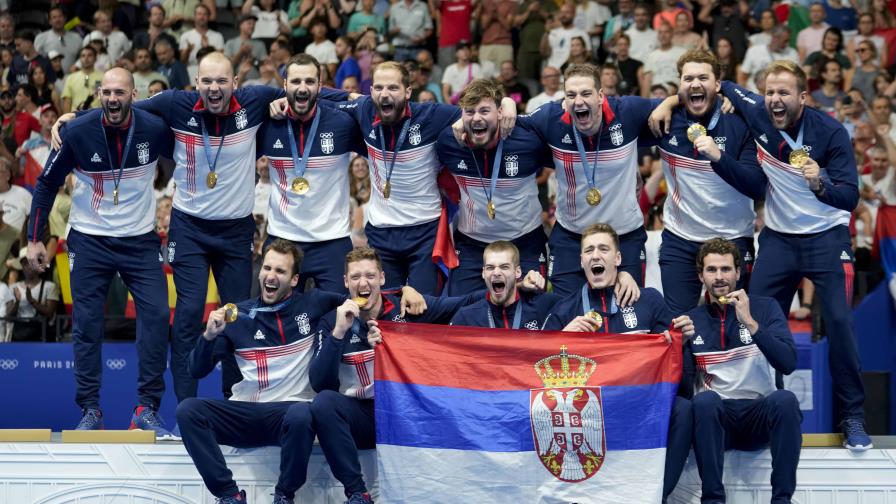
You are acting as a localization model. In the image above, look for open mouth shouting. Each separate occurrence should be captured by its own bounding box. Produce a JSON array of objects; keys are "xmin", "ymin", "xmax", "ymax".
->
[
  {"xmin": 469, "ymin": 121, "xmax": 490, "ymax": 144},
  {"xmin": 355, "ymin": 287, "xmax": 373, "ymax": 311},
  {"xmin": 490, "ymin": 278, "xmax": 507, "ymax": 297},
  {"xmin": 687, "ymin": 89, "xmax": 706, "ymax": 109},
  {"xmin": 292, "ymin": 91, "xmax": 312, "ymax": 113},
  {"xmin": 574, "ymin": 107, "xmax": 591, "ymax": 125},
  {"xmin": 105, "ymin": 102, "xmax": 123, "ymax": 123},
  {"xmin": 379, "ymin": 98, "xmax": 395, "ymax": 117},
  {"xmin": 206, "ymin": 92, "xmax": 225, "ymax": 110},
  {"xmin": 262, "ymin": 279, "xmax": 279, "ymax": 298}
]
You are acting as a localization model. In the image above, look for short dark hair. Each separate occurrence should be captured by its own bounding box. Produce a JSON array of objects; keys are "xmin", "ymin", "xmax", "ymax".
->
[
  {"xmin": 17, "ymin": 84, "xmax": 38, "ymax": 103},
  {"xmin": 696, "ymin": 238, "xmax": 742, "ymax": 272},
  {"xmin": 563, "ymin": 63, "xmax": 601, "ymax": 89},
  {"xmin": 458, "ymin": 78, "xmax": 504, "ymax": 109},
  {"xmin": 677, "ymin": 48, "xmax": 721, "ymax": 80},
  {"xmin": 286, "ymin": 53, "xmax": 321, "ymax": 77},
  {"xmin": 81, "ymin": 45, "xmax": 98, "ymax": 57},
  {"xmin": 263, "ymin": 239, "xmax": 304, "ymax": 276},
  {"xmin": 345, "ymin": 246, "xmax": 383, "ymax": 273},
  {"xmin": 14, "ymin": 29, "xmax": 35, "ymax": 43},
  {"xmin": 148, "ymin": 79, "xmax": 168, "ymax": 91},
  {"xmin": 581, "ymin": 223, "xmax": 620, "ymax": 251}
]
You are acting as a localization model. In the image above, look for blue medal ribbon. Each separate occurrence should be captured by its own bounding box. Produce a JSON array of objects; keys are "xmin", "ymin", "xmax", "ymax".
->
[
  {"xmin": 571, "ymin": 123, "xmax": 602, "ymax": 193},
  {"xmin": 778, "ymin": 121, "xmax": 805, "ymax": 153},
  {"xmin": 100, "ymin": 113, "xmax": 136, "ymax": 201},
  {"xmin": 242, "ymin": 297, "xmax": 293, "ymax": 320},
  {"xmin": 376, "ymin": 117, "xmax": 412, "ymax": 194},
  {"xmin": 581, "ymin": 284, "xmax": 618, "ymax": 316},
  {"xmin": 285, "ymin": 109, "xmax": 321, "ymax": 182},
  {"xmin": 486, "ymin": 298, "xmax": 523, "ymax": 329},
  {"xmin": 688, "ymin": 100, "xmax": 722, "ymax": 133},
  {"xmin": 468, "ymin": 139, "xmax": 504, "ymax": 212},
  {"xmin": 199, "ymin": 115, "xmax": 227, "ymax": 176}
]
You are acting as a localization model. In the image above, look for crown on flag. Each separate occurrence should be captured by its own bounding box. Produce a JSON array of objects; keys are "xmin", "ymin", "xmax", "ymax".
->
[{"xmin": 534, "ymin": 345, "xmax": 596, "ymax": 388}]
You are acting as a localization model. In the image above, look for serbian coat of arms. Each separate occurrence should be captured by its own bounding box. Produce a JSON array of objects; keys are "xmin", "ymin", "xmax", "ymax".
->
[{"xmin": 530, "ymin": 345, "xmax": 606, "ymax": 483}]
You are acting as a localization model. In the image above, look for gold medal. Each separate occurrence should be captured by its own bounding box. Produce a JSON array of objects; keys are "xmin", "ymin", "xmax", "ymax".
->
[
  {"xmin": 687, "ymin": 123, "xmax": 707, "ymax": 143},
  {"xmin": 585, "ymin": 310, "xmax": 603, "ymax": 330},
  {"xmin": 383, "ymin": 181, "xmax": 392, "ymax": 199},
  {"xmin": 206, "ymin": 171, "xmax": 218, "ymax": 189},
  {"xmin": 788, "ymin": 148, "xmax": 809, "ymax": 168},
  {"xmin": 486, "ymin": 200, "xmax": 496, "ymax": 220},
  {"xmin": 586, "ymin": 187, "xmax": 602, "ymax": 206},
  {"xmin": 353, "ymin": 296, "xmax": 369, "ymax": 308},
  {"xmin": 113, "ymin": 188, "xmax": 119, "ymax": 206},
  {"xmin": 291, "ymin": 176, "xmax": 310, "ymax": 194},
  {"xmin": 718, "ymin": 295, "xmax": 731, "ymax": 305},
  {"xmin": 223, "ymin": 303, "xmax": 239, "ymax": 323}
]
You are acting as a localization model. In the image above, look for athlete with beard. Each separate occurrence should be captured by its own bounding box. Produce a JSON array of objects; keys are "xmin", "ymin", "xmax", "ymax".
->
[
  {"xmin": 435, "ymin": 79, "xmax": 551, "ymax": 294},
  {"xmin": 653, "ymin": 60, "xmax": 871, "ymax": 451},
  {"xmin": 525, "ymin": 63, "xmax": 661, "ymax": 298},
  {"xmin": 449, "ymin": 240, "xmax": 560, "ymax": 330},
  {"xmin": 26, "ymin": 68, "xmax": 175, "ymax": 433},
  {"xmin": 543, "ymin": 223, "xmax": 695, "ymax": 501},
  {"xmin": 257, "ymin": 54, "xmax": 365, "ymax": 293},
  {"xmin": 649, "ymin": 49, "xmax": 761, "ymax": 316},
  {"xmin": 308, "ymin": 246, "xmax": 483, "ymax": 504}
]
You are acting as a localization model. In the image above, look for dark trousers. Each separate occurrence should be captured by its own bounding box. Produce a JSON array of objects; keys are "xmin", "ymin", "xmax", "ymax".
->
[
  {"xmin": 168, "ymin": 209, "xmax": 255, "ymax": 402},
  {"xmin": 548, "ymin": 224, "xmax": 647, "ymax": 297},
  {"xmin": 659, "ymin": 230, "xmax": 754, "ymax": 316},
  {"xmin": 365, "ymin": 219, "xmax": 440, "ymax": 295},
  {"xmin": 751, "ymin": 225, "xmax": 865, "ymax": 421},
  {"xmin": 664, "ymin": 396, "xmax": 694, "ymax": 500},
  {"xmin": 67, "ymin": 229, "xmax": 169, "ymax": 410},
  {"xmin": 176, "ymin": 398, "xmax": 315, "ymax": 499},
  {"xmin": 692, "ymin": 390, "xmax": 802, "ymax": 503},
  {"xmin": 447, "ymin": 226, "xmax": 547, "ymax": 295},
  {"xmin": 310, "ymin": 390, "xmax": 376, "ymax": 496},
  {"xmin": 265, "ymin": 234, "xmax": 353, "ymax": 293}
]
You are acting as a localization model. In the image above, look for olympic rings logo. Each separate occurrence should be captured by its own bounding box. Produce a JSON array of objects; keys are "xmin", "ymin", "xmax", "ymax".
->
[
  {"xmin": 0, "ymin": 359, "xmax": 18, "ymax": 370},
  {"xmin": 105, "ymin": 359, "xmax": 127, "ymax": 370}
]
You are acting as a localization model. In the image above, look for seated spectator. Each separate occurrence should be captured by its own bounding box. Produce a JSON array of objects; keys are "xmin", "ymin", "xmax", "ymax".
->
[
  {"xmin": 846, "ymin": 40, "xmax": 882, "ymax": 102},
  {"xmin": 15, "ymin": 103, "xmax": 56, "ymax": 191},
  {"xmin": 0, "ymin": 14, "xmax": 12, "ymax": 54},
  {"xmin": 796, "ymin": 3, "xmax": 831, "ymax": 62},
  {"xmin": 542, "ymin": 3, "xmax": 590, "ymax": 71},
  {"xmin": 82, "ymin": 10, "xmax": 132, "ymax": 63},
  {"xmin": 359, "ymin": 51, "xmax": 385, "ymax": 95},
  {"xmin": 134, "ymin": 5, "xmax": 180, "ymax": 55},
  {"xmin": 0, "ymin": 158, "xmax": 31, "ymax": 233},
  {"xmin": 415, "ymin": 48, "xmax": 442, "ymax": 85},
  {"xmin": 305, "ymin": 20, "xmax": 338, "ymax": 78},
  {"xmin": 804, "ymin": 27, "xmax": 851, "ymax": 80},
  {"xmin": 599, "ymin": 63, "xmax": 620, "ymax": 96},
  {"xmin": 225, "ymin": 14, "xmax": 268, "ymax": 82},
  {"xmin": 11, "ymin": 249, "xmax": 60, "ymax": 342},
  {"xmin": 749, "ymin": 10, "xmax": 775, "ymax": 48},
  {"xmin": 497, "ymin": 60, "xmax": 531, "ymax": 110},
  {"xmin": 241, "ymin": 59, "xmax": 282, "ymax": 88},
  {"xmin": 560, "ymin": 35, "xmax": 593, "ymax": 75},
  {"xmin": 82, "ymin": 36, "xmax": 114, "ymax": 72},
  {"xmin": 740, "ymin": 25, "xmax": 799, "ymax": 92},
  {"xmin": 607, "ymin": 33, "xmax": 643, "ymax": 96},
  {"xmin": 642, "ymin": 22, "xmax": 685, "ymax": 92},
  {"xmin": 253, "ymin": 156, "xmax": 271, "ymax": 220},
  {"xmin": 716, "ymin": 37, "xmax": 741, "ymax": 81},
  {"xmin": 148, "ymin": 79, "xmax": 169, "ymax": 97},
  {"xmin": 526, "ymin": 65, "xmax": 564, "ymax": 111},
  {"xmin": 653, "ymin": 0, "xmax": 688, "ymax": 31},
  {"xmin": 341, "ymin": 75, "xmax": 361, "ymax": 94},
  {"xmin": 269, "ymin": 36, "xmax": 293, "ymax": 76},
  {"xmin": 848, "ymin": 13, "xmax": 888, "ymax": 69},
  {"xmin": 811, "ymin": 58, "xmax": 847, "ymax": 114},
  {"xmin": 156, "ymin": 195, "xmax": 173, "ymax": 237},
  {"xmin": 62, "ymin": 46, "xmax": 103, "ymax": 112},
  {"xmin": 29, "ymin": 65, "xmax": 60, "ymax": 113},
  {"xmin": 155, "ymin": 40, "xmax": 190, "ymax": 91},
  {"xmin": 347, "ymin": 0, "xmax": 385, "ymax": 38},
  {"xmin": 12, "ymin": 85, "xmax": 40, "ymax": 148},
  {"xmin": 0, "ymin": 275, "xmax": 13, "ymax": 342},
  {"xmin": 671, "ymin": 10, "xmax": 702, "ymax": 51},
  {"xmin": 8, "ymin": 30, "xmax": 55, "ymax": 91},
  {"xmin": 871, "ymin": 95, "xmax": 896, "ymax": 144},
  {"xmin": 354, "ymin": 29, "xmax": 379, "ymax": 82},
  {"xmin": 242, "ymin": 0, "xmax": 290, "ymax": 46},
  {"xmin": 334, "ymin": 36, "xmax": 361, "ymax": 89},
  {"xmin": 0, "ymin": 48, "xmax": 11, "ymax": 87},
  {"xmin": 48, "ymin": 52, "xmax": 65, "ymax": 91},
  {"xmin": 0, "ymin": 207, "xmax": 18, "ymax": 287},
  {"xmin": 133, "ymin": 49, "xmax": 169, "ymax": 100},
  {"xmin": 179, "ymin": 4, "xmax": 224, "ymax": 80},
  {"xmin": 34, "ymin": 7, "xmax": 82, "ymax": 71},
  {"xmin": 442, "ymin": 42, "xmax": 483, "ymax": 105}
]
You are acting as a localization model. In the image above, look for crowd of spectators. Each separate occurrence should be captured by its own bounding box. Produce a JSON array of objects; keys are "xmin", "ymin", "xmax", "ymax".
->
[{"xmin": 0, "ymin": 0, "xmax": 895, "ymax": 341}]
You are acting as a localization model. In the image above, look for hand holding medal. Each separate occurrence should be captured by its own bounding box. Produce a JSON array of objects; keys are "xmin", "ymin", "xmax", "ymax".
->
[{"xmin": 798, "ymin": 156, "xmax": 822, "ymax": 191}]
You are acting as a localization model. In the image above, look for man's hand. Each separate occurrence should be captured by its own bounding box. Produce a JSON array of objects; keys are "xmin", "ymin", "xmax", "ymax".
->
[
  {"xmin": 203, "ymin": 307, "xmax": 228, "ymax": 340},
  {"xmin": 452, "ymin": 117, "xmax": 466, "ymax": 145},
  {"xmin": 720, "ymin": 96, "xmax": 734, "ymax": 114},
  {"xmin": 333, "ymin": 299, "xmax": 361, "ymax": 340},
  {"xmin": 801, "ymin": 158, "xmax": 821, "ymax": 191},
  {"xmin": 499, "ymin": 96, "xmax": 517, "ymax": 138},
  {"xmin": 648, "ymin": 96, "xmax": 679, "ymax": 137},
  {"xmin": 671, "ymin": 315, "xmax": 694, "ymax": 338},
  {"xmin": 519, "ymin": 270, "xmax": 546, "ymax": 292},
  {"xmin": 614, "ymin": 271, "xmax": 641, "ymax": 308},
  {"xmin": 366, "ymin": 319, "xmax": 383, "ymax": 346},
  {"xmin": 269, "ymin": 97, "xmax": 289, "ymax": 119},
  {"xmin": 26, "ymin": 241, "xmax": 48, "ymax": 273},
  {"xmin": 563, "ymin": 315, "xmax": 601, "ymax": 332},
  {"xmin": 723, "ymin": 289, "xmax": 759, "ymax": 334},
  {"xmin": 400, "ymin": 286, "xmax": 427, "ymax": 317},
  {"xmin": 694, "ymin": 135, "xmax": 722, "ymax": 162},
  {"xmin": 51, "ymin": 113, "xmax": 76, "ymax": 150}
]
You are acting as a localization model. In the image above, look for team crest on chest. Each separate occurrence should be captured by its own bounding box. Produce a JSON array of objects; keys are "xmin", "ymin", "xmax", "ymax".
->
[
  {"xmin": 622, "ymin": 306, "xmax": 638, "ymax": 329},
  {"xmin": 137, "ymin": 142, "xmax": 150, "ymax": 164},
  {"xmin": 296, "ymin": 313, "xmax": 311, "ymax": 335},
  {"xmin": 504, "ymin": 155, "xmax": 519, "ymax": 176},
  {"xmin": 320, "ymin": 132, "xmax": 334, "ymax": 154},
  {"xmin": 234, "ymin": 109, "xmax": 248, "ymax": 130},
  {"xmin": 609, "ymin": 124, "xmax": 624, "ymax": 146},
  {"xmin": 408, "ymin": 123, "xmax": 422, "ymax": 145},
  {"xmin": 167, "ymin": 241, "xmax": 176, "ymax": 263},
  {"xmin": 739, "ymin": 323, "xmax": 752, "ymax": 344}
]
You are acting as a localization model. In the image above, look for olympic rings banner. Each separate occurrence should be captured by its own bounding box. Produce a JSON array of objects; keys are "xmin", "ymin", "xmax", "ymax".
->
[{"xmin": 0, "ymin": 343, "xmax": 223, "ymax": 430}]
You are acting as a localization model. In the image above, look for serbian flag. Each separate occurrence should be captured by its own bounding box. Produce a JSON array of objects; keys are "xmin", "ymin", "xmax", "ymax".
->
[
  {"xmin": 874, "ymin": 205, "xmax": 896, "ymax": 279},
  {"xmin": 374, "ymin": 323, "xmax": 681, "ymax": 503}
]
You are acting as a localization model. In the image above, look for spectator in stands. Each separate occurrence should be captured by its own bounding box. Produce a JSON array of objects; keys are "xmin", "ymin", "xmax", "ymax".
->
[
  {"xmin": 34, "ymin": 7, "xmax": 82, "ymax": 72},
  {"xmin": 470, "ymin": 43, "xmax": 497, "ymax": 79},
  {"xmin": 599, "ymin": 63, "xmax": 620, "ymax": 96},
  {"xmin": 134, "ymin": 5, "xmax": 180, "ymax": 55},
  {"xmin": 542, "ymin": 3, "xmax": 590, "ymax": 71},
  {"xmin": 671, "ymin": 11, "xmax": 702, "ymax": 51},
  {"xmin": 148, "ymin": 79, "xmax": 168, "ymax": 97},
  {"xmin": 179, "ymin": 4, "xmax": 224, "ymax": 80},
  {"xmin": 716, "ymin": 37, "xmax": 741, "ymax": 81},
  {"xmin": 603, "ymin": 0, "xmax": 634, "ymax": 45},
  {"xmin": 847, "ymin": 40, "xmax": 883, "ymax": 103},
  {"xmin": 242, "ymin": 0, "xmax": 290, "ymax": 46},
  {"xmin": 515, "ymin": 0, "xmax": 556, "ymax": 82},
  {"xmin": 347, "ymin": 0, "xmax": 385, "ymax": 39},
  {"xmin": 225, "ymin": 14, "xmax": 268, "ymax": 82},
  {"xmin": 608, "ymin": 33, "xmax": 643, "ymax": 96},
  {"xmin": 739, "ymin": 25, "xmax": 798, "ymax": 92},
  {"xmin": 415, "ymin": 48, "xmax": 442, "ymax": 85},
  {"xmin": 253, "ymin": 155, "xmax": 271, "ymax": 220},
  {"xmin": 240, "ymin": 59, "xmax": 282, "ymax": 88},
  {"xmin": 83, "ymin": 36, "xmax": 114, "ymax": 72},
  {"xmin": 15, "ymin": 104, "xmax": 55, "ymax": 191},
  {"xmin": 749, "ymin": 9, "xmax": 775, "ymax": 48},
  {"xmin": 572, "ymin": 0, "xmax": 610, "ymax": 48},
  {"xmin": 0, "ymin": 14, "xmax": 13, "ymax": 54},
  {"xmin": 0, "ymin": 47, "xmax": 10, "ymax": 86},
  {"xmin": 305, "ymin": 19, "xmax": 338, "ymax": 79},
  {"xmin": 0, "ymin": 89, "xmax": 13, "ymax": 147},
  {"xmin": 162, "ymin": 0, "xmax": 218, "ymax": 34},
  {"xmin": 83, "ymin": 10, "xmax": 131, "ymax": 64},
  {"xmin": 0, "ymin": 206, "xmax": 17, "ymax": 285},
  {"xmin": 414, "ymin": 65, "xmax": 443, "ymax": 103},
  {"xmin": 479, "ymin": 0, "xmax": 516, "ymax": 70},
  {"xmin": 48, "ymin": 51, "xmax": 65, "ymax": 90},
  {"xmin": 0, "ymin": 264, "xmax": 13, "ymax": 340},
  {"xmin": 805, "ymin": 27, "xmax": 850, "ymax": 81},
  {"xmin": 133, "ymin": 49, "xmax": 169, "ymax": 100},
  {"xmin": 417, "ymin": 89, "xmax": 437, "ymax": 103},
  {"xmin": 390, "ymin": 0, "xmax": 433, "ymax": 63},
  {"xmin": 0, "ymin": 157, "xmax": 30, "ymax": 233},
  {"xmin": 341, "ymin": 76, "xmax": 361, "ymax": 94},
  {"xmin": 848, "ymin": 13, "xmax": 888, "ymax": 69},
  {"xmin": 291, "ymin": 0, "xmax": 341, "ymax": 54},
  {"xmin": 155, "ymin": 40, "xmax": 190, "ymax": 91},
  {"xmin": 442, "ymin": 42, "xmax": 483, "ymax": 105},
  {"xmin": 823, "ymin": 0, "xmax": 856, "ymax": 33},
  {"xmin": 269, "ymin": 36, "xmax": 293, "ymax": 76},
  {"xmin": 871, "ymin": 95, "xmax": 896, "ymax": 144},
  {"xmin": 10, "ymin": 247, "xmax": 59, "ymax": 341},
  {"xmin": 811, "ymin": 58, "xmax": 847, "ymax": 114},
  {"xmin": 702, "ymin": 0, "xmax": 747, "ymax": 63},
  {"xmin": 11, "ymin": 85, "xmax": 39, "ymax": 148},
  {"xmin": 29, "ymin": 66, "xmax": 60, "ymax": 113},
  {"xmin": 643, "ymin": 22, "xmax": 685, "ymax": 92},
  {"xmin": 498, "ymin": 60, "xmax": 531, "ymax": 110},
  {"xmin": 8, "ymin": 31, "xmax": 55, "ymax": 92},
  {"xmin": 434, "ymin": 0, "xmax": 472, "ymax": 67},
  {"xmin": 560, "ymin": 36, "xmax": 593, "ymax": 74},
  {"xmin": 62, "ymin": 47, "xmax": 103, "ymax": 112},
  {"xmin": 797, "ymin": 3, "xmax": 831, "ymax": 63},
  {"xmin": 526, "ymin": 65, "xmax": 564, "ymax": 111},
  {"xmin": 334, "ymin": 36, "xmax": 361, "ymax": 89},
  {"xmin": 624, "ymin": 4, "xmax": 657, "ymax": 64}
]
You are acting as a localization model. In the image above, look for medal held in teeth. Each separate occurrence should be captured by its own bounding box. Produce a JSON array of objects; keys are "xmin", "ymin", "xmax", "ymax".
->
[
  {"xmin": 585, "ymin": 310, "xmax": 603, "ymax": 329},
  {"xmin": 718, "ymin": 295, "xmax": 731, "ymax": 305},
  {"xmin": 788, "ymin": 148, "xmax": 809, "ymax": 168},
  {"xmin": 291, "ymin": 176, "xmax": 310, "ymax": 194},
  {"xmin": 687, "ymin": 123, "xmax": 707, "ymax": 143},
  {"xmin": 353, "ymin": 296, "xmax": 368, "ymax": 308}
]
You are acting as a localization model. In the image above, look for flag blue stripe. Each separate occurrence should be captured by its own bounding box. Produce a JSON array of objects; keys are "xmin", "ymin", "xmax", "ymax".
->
[{"xmin": 375, "ymin": 381, "xmax": 676, "ymax": 452}]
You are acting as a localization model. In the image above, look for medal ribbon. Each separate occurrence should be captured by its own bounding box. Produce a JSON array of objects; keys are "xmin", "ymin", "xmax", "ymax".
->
[
  {"xmin": 486, "ymin": 299, "xmax": 523, "ymax": 329},
  {"xmin": 571, "ymin": 123, "xmax": 603, "ymax": 193},
  {"xmin": 199, "ymin": 115, "xmax": 228, "ymax": 176},
  {"xmin": 778, "ymin": 120, "xmax": 805, "ymax": 154},
  {"xmin": 688, "ymin": 99, "xmax": 722, "ymax": 133},
  {"xmin": 468, "ymin": 139, "xmax": 504, "ymax": 209},
  {"xmin": 376, "ymin": 117, "xmax": 412, "ymax": 194},
  {"xmin": 581, "ymin": 284, "xmax": 618, "ymax": 316},
  {"xmin": 245, "ymin": 297, "xmax": 293, "ymax": 319},
  {"xmin": 286, "ymin": 109, "xmax": 321, "ymax": 182},
  {"xmin": 101, "ymin": 114, "xmax": 136, "ymax": 199}
]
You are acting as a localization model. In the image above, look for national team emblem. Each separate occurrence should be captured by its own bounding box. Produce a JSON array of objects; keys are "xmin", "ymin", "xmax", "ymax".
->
[
  {"xmin": 137, "ymin": 142, "xmax": 150, "ymax": 164},
  {"xmin": 504, "ymin": 155, "xmax": 519, "ymax": 176},
  {"xmin": 391, "ymin": 315, "xmax": 407, "ymax": 323},
  {"xmin": 622, "ymin": 306, "xmax": 638, "ymax": 329},
  {"xmin": 525, "ymin": 320, "xmax": 539, "ymax": 330},
  {"xmin": 408, "ymin": 123, "xmax": 422, "ymax": 145},
  {"xmin": 739, "ymin": 323, "xmax": 752, "ymax": 344},
  {"xmin": 296, "ymin": 313, "xmax": 311, "ymax": 335},
  {"xmin": 234, "ymin": 109, "xmax": 248, "ymax": 130},
  {"xmin": 167, "ymin": 241, "xmax": 176, "ymax": 263},
  {"xmin": 714, "ymin": 137, "xmax": 727, "ymax": 151},
  {"xmin": 68, "ymin": 251, "xmax": 75, "ymax": 272},
  {"xmin": 320, "ymin": 132, "xmax": 334, "ymax": 154},
  {"xmin": 531, "ymin": 346, "xmax": 605, "ymax": 482},
  {"xmin": 609, "ymin": 124, "xmax": 624, "ymax": 146}
]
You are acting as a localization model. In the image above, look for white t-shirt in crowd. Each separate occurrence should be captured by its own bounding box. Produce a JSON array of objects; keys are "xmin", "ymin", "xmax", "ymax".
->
[
  {"xmin": 305, "ymin": 40, "xmax": 339, "ymax": 65},
  {"xmin": 13, "ymin": 280, "xmax": 60, "ymax": 319},
  {"xmin": 0, "ymin": 185, "xmax": 33, "ymax": 233}
]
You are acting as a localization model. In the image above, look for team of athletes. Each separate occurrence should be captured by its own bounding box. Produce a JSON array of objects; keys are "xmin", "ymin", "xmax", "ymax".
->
[{"xmin": 25, "ymin": 44, "xmax": 871, "ymax": 504}]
